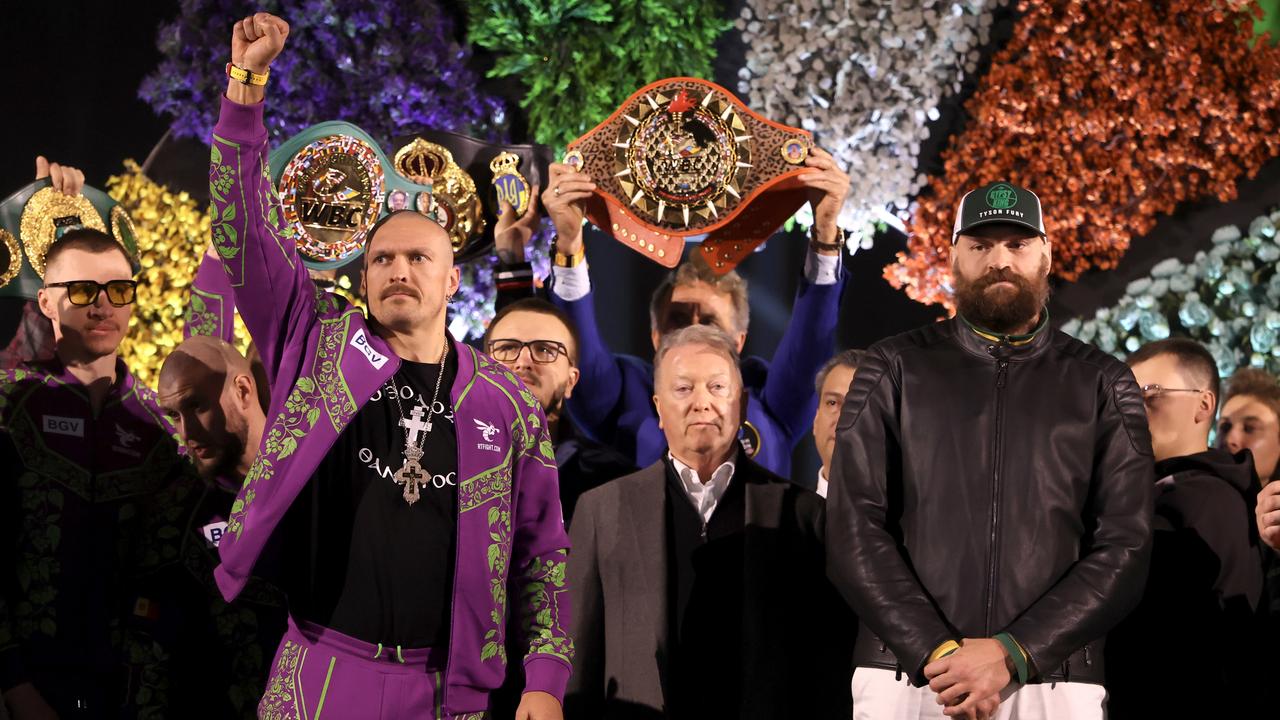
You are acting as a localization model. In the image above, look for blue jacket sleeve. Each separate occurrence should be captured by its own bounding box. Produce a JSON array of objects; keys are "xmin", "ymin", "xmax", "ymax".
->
[
  {"xmin": 550, "ymin": 289, "xmax": 627, "ymax": 440},
  {"xmin": 758, "ymin": 271, "xmax": 847, "ymax": 442}
]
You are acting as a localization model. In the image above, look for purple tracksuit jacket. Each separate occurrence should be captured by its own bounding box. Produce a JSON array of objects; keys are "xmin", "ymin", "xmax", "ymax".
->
[{"xmin": 208, "ymin": 97, "xmax": 573, "ymax": 713}]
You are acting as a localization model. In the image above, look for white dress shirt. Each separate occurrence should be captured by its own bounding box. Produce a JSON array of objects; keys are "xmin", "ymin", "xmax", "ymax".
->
[
  {"xmin": 669, "ymin": 453, "xmax": 736, "ymax": 524},
  {"xmin": 551, "ymin": 247, "xmax": 841, "ymax": 302},
  {"xmin": 816, "ymin": 468, "xmax": 829, "ymax": 499}
]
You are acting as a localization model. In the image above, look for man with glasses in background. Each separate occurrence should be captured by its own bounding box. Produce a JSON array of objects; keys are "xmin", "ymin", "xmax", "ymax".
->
[
  {"xmin": 483, "ymin": 298, "xmax": 635, "ymax": 527},
  {"xmin": 1106, "ymin": 338, "xmax": 1265, "ymax": 718},
  {"xmin": 482, "ymin": 298, "xmax": 635, "ymax": 719},
  {"xmin": 1, "ymin": 225, "xmax": 192, "ymax": 718}
]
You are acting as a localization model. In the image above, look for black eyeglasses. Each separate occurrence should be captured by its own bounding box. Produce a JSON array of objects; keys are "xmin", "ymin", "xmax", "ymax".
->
[
  {"xmin": 45, "ymin": 279, "xmax": 138, "ymax": 307},
  {"xmin": 1140, "ymin": 384, "xmax": 1203, "ymax": 402},
  {"xmin": 488, "ymin": 339, "xmax": 571, "ymax": 365}
]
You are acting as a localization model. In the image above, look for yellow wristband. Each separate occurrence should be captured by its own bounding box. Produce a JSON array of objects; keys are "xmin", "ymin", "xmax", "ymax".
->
[
  {"xmin": 928, "ymin": 640, "xmax": 961, "ymax": 663},
  {"xmin": 226, "ymin": 63, "xmax": 269, "ymax": 87}
]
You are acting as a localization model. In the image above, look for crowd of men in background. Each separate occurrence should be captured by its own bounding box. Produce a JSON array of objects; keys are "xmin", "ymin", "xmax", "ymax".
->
[{"xmin": 3, "ymin": 12, "xmax": 1280, "ymax": 720}]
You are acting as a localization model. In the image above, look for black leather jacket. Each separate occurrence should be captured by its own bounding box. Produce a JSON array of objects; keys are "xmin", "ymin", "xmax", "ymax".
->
[{"xmin": 826, "ymin": 317, "xmax": 1154, "ymax": 685}]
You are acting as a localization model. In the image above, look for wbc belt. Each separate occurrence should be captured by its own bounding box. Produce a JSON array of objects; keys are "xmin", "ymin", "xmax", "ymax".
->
[
  {"xmin": 0, "ymin": 179, "xmax": 140, "ymax": 299},
  {"xmin": 270, "ymin": 122, "xmax": 553, "ymax": 269},
  {"xmin": 565, "ymin": 77, "xmax": 815, "ymax": 274},
  {"xmin": 270, "ymin": 121, "xmax": 416, "ymax": 270}
]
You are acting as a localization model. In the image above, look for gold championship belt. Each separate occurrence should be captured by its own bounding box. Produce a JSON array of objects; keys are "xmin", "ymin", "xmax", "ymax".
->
[
  {"xmin": 0, "ymin": 179, "xmax": 140, "ymax": 299},
  {"xmin": 565, "ymin": 77, "xmax": 815, "ymax": 274},
  {"xmin": 393, "ymin": 130, "xmax": 554, "ymax": 264},
  {"xmin": 271, "ymin": 122, "xmax": 551, "ymax": 268},
  {"xmin": 270, "ymin": 121, "xmax": 392, "ymax": 269},
  {"xmin": 391, "ymin": 137, "xmax": 485, "ymax": 257}
]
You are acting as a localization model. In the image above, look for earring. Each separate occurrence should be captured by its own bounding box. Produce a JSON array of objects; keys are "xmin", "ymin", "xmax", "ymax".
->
[{"xmin": 445, "ymin": 293, "xmax": 454, "ymax": 304}]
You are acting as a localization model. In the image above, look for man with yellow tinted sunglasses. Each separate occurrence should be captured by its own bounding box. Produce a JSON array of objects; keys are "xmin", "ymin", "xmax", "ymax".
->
[{"xmin": 0, "ymin": 164, "xmax": 191, "ymax": 719}]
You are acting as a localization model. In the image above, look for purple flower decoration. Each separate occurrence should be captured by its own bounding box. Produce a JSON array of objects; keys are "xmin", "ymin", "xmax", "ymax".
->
[
  {"xmin": 141, "ymin": 0, "xmax": 517, "ymax": 338},
  {"xmin": 140, "ymin": 0, "xmax": 506, "ymax": 147}
]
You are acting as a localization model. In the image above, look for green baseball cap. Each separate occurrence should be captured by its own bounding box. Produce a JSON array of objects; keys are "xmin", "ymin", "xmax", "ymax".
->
[{"xmin": 952, "ymin": 181, "xmax": 1046, "ymax": 244}]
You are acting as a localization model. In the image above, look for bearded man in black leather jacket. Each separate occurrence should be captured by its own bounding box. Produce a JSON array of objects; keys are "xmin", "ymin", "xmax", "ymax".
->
[{"xmin": 827, "ymin": 181, "xmax": 1154, "ymax": 720}]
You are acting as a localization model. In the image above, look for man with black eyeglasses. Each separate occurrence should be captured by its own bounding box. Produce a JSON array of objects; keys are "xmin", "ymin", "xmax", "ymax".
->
[
  {"xmin": 483, "ymin": 297, "xmax": 635, "ymax": 526},
  {"xmin": 481, "ymin": 298, "xmax": 636, "ymax": 720},
  {"xmin": 1, "ymin": 226, "xmax": 193, "ymax": 718}
]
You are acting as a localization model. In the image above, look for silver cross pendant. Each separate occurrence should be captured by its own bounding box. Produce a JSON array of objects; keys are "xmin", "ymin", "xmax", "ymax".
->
[{"xmin": 394, "ymin": 447, "xmax": 428, "ymax": 506}]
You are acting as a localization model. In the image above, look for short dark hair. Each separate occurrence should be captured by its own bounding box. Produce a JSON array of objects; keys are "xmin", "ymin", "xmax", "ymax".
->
[
  {"xmin": 44, "ymin": 228, "xmax": 131, "ymax": 275},
  {"xmin": 1127, "ymin": 338, "xmax": 1220, "ymax": 412},
  {"xmin": 484, "ymin": 297, "xmax": 581, "ymax": 364},
  {"xmin": 1223, "ymin": 368, "xmax": 1280, "ymax": 429},
  {"xmin": 815, "ymin": 349, "xmax": 865, "ymax": 394}
]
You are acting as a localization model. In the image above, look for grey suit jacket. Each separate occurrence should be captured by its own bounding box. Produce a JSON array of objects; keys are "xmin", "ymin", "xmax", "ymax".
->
[{"xmin": 565, "ymin": 455, "xmax": 855, "ymax": 719}]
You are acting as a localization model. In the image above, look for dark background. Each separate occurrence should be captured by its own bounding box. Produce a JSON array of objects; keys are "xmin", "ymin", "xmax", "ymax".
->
[{"xmin": 3, "ymin": 1, "xmax": 1277, "ymax": 478}]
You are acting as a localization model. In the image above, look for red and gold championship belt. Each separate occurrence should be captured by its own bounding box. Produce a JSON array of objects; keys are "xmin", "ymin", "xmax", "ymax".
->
[{"xmin": 565, "ymin": 77, "xmax": 815, "ymax": 274}]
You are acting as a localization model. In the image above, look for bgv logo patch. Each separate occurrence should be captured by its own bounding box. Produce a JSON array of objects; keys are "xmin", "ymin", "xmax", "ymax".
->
[
  {"xmin": 350, "ymin": 328, "xmax": 389, "ymax": 369},
  {"xmin": 43, "ymin": 415, "xmax": 85, "ymax": 438}
]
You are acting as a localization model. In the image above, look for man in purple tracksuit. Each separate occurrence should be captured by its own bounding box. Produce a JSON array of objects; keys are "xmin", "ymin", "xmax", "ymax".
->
[{"xmin": 210, "ymin": 13, "xmax": 572, "ymax": 719}]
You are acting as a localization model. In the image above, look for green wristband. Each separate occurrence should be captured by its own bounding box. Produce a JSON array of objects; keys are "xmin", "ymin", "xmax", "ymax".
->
[{"xmin": 994, "ymin": 632, "xmax": 1030, "ymax": 685}]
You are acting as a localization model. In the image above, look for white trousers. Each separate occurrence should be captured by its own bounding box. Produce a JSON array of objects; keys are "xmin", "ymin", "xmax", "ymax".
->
[{"xmin": 851, "ymin": 668, "xmax": 1106, "ymax": 720}]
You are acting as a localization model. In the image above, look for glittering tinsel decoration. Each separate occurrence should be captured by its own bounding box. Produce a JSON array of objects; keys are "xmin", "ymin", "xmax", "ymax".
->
[
  {"xmin": 1063, "ymin": 209, "xmax": 1280, "ymax": 378},
  {"xmin": 736, "ymin": 0, "xmax": 1007, "ymax": 249},
  {"xmin": 890, "ymin": 0, "xmax": 1280, "ymax": 308},
  {"xmin": 107, "ymin": 160, "xmax": 250, "ymax": 388}
]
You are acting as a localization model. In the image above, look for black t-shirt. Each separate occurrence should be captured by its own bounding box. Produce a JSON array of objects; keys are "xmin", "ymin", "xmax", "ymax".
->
[{"xmin": 279, "ymin": 347, "xmax": 459, "ymax": 649}]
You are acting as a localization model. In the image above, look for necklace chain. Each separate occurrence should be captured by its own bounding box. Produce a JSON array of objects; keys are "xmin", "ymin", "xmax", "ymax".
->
[{"xmin": 388, "ymin": 335, "xmax": 450, "ymax": 456}]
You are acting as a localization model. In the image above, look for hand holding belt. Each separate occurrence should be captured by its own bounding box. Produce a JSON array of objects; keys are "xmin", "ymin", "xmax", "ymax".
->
[
  {"xmin": 0, "ymin": 178, "xmax": 140, "ymax": 299},
  {"xmin": 391, "ymin": 130, "xmax": 553, "ymax": 264},
  {"xmin": 564, "ymin": 77, "xmax": 815, "ymax": 274}
]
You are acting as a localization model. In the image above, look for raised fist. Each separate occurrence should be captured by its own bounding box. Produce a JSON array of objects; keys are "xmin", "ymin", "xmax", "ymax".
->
[{"xmin": 231, "ymin": 13, "xmax": 290, "ymax": 73}]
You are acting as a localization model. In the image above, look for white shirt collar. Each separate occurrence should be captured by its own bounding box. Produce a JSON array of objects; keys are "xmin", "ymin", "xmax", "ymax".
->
[{"xmin": 669, "ymin": 452, "xmax": 736, "ymax": 524}]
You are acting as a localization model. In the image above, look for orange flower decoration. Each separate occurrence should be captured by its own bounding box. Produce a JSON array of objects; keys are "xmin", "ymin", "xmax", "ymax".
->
[{"xmin": 888, "ymin": 0, "xmax": 1280, "ymax": 308}]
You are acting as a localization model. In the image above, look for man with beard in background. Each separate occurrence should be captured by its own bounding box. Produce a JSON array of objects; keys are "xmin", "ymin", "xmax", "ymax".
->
[
  {"xmin": 481, "ymin": 299, "xmax": 635, "ymax": 719},
  {"xmin": 142, "ymin": 336, "xmax": 286, "ymax": 718},
  {"xmin": 483, "ymin": 298, "xmax": 634, "ymax": 526},
  {"xmin": 828, "ymin": 181, "xmax": 1153, "ymax": 720}
]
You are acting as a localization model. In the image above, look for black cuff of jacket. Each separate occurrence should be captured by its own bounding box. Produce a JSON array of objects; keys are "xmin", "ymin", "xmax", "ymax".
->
[
  {"xmin": 0, "ymin": 643, "xmax": 27, "ymax": 693},
  {"xmin": 495, "ymin": 262, "xmax": 536, "ymax": 294}
]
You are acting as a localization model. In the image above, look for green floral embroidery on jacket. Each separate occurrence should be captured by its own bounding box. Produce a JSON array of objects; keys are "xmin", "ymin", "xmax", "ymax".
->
[
  {"xmin": 481, "ymin": 496, "xmax": 513, "ymax": 664},
  {"xmin": 227, "ymin": 376, "xmax": 321, "ymax": 537},
  {"xmin": 227, "ymin": 317, "xmax": 358, "ymax": 537},
  {"xmin": 519, "ymin": 551, "xmax": 573, "ymax": 663}
]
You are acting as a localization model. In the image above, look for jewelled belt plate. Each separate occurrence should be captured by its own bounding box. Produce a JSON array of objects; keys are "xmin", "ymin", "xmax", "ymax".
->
[
  {"xmin": 0, "ymin": 179, "xmax": 140, "ymax": 299},
  {"xmin": 565, "ymin": 77, "xmax": 815, "ymax": 273},
  {"xmin": 394, "ymin": 129, "xmax": 554, "ymax": 264},
  {"xmin": 271, "ymin": 121, "xmax": 393, "ymax": 269},
  {"xmin": 390, "ymin": 137, "xmax": 485, "ymax": 260},
  {"xmin": 272, "ymin": 123, "xmax": 551, "ymax": 268}
]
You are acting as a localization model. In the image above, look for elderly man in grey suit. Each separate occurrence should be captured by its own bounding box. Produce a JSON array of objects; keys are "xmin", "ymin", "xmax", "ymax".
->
[{"xmin": 565, "ymin": 324, "xmax": 855, "ymax": 719}]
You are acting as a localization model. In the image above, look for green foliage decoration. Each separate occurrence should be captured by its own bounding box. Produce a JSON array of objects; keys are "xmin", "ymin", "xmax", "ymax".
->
[{"xmin": 466, "ymin": 0, "xmax": 733, "ymax": 149}]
